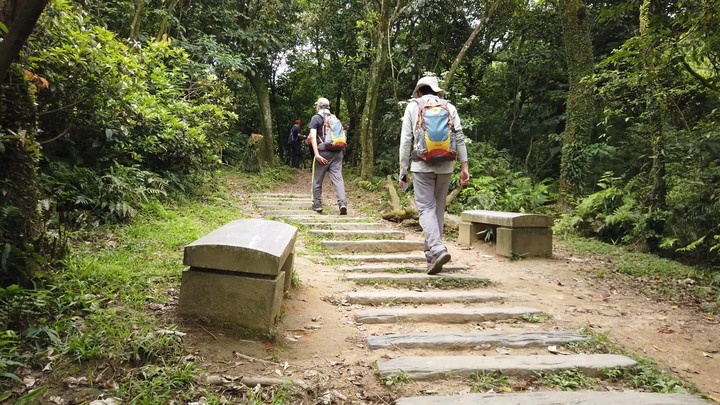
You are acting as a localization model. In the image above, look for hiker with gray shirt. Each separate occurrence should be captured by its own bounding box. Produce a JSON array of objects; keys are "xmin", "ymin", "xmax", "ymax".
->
[
  {"xmin": 308, "ymin": 97, "xmax": 348, "ymax": 215},
  {"xmin": 398, "ymin": 76, "xmax": 470, "ymax": 274}
]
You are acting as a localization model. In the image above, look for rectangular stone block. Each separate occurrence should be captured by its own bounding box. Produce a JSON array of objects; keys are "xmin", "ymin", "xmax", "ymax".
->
[
  {"xmin": 496, "ymin": 227, "xmax": 552, "ymax": 257},
  {"xmin": 178, "ymin": 268, "xmax": 285, "ymax": 333}
]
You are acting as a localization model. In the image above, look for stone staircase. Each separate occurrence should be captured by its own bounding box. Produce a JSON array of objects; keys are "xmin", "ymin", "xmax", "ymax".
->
[{"xmin": 254, "ymin": 193, "xmax": 709, "ymax": 404}]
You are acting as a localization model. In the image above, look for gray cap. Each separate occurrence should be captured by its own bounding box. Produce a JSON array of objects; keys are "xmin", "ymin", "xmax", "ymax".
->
[{"xmin": 315, "ymin": 97, "xmax": 330, "ymax": 107}]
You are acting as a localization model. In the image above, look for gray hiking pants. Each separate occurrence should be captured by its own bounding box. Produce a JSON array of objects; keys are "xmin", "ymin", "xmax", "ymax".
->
[
  {"xmin": 312, "ymin": 150, "xmax": 346, "ymax": 207},
  {"xmin": 412, "ymin": 171, "xmax": 452, "ymax": 261}
]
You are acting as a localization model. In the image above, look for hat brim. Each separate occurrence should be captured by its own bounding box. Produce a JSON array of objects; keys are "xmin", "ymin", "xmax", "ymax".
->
[{"xmin": 413, "ymin": 83, "xmax": 445, "ymax": 98}]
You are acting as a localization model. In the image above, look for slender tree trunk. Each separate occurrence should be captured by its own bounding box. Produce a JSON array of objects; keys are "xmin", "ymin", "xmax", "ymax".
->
[
  {"xmin": 130, "ymin": 0, "xmax": 145, "ymax": 40},
  {"xmin": 0, "ymin": 0, "xmax": 49, "ymax": 81},
  {"xmin": 640, "ymin": 0, "xmax": 666, "ymax": 246},
  {"xmin": 558, "ymin": 0, "xmax": 596, "ymax": 204},
  {"xmin": 444, "ymin": 0, "xmax": 502, "ymax": 89},
  {"xmin": 247, "ymin": 70, "xmax": 276, "ymax": 166},
  {"xmin": 359, "ymin": 2, "xmax": 394, "ymax": 179},
  {"xmin": 155, "ymin": 0, "xmax": 181, "ymax": 41}
]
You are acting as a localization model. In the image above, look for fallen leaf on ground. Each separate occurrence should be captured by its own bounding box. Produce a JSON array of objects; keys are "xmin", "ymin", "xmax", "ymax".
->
[{"xmin": 658, "ymin": 325, "xmax": 674, "ymax": 334}]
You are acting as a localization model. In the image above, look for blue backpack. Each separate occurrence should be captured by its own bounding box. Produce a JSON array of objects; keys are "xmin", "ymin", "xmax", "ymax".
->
[
  {"xmin": 319, "ymin": 113, "xmax": 347, "ymax": 150},
  {"xmin": 411, "ymin": 99, "xmax": 457, "ymax": 162}
]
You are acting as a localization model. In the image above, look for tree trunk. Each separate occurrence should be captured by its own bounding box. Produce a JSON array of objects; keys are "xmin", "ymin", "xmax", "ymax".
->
[
  {"xmin": 0, "ymin": 0, "xmax": 49, "ymax": 81},
  {"xmin": 155, "ymin": 0, "xmax": 182, "ymax": 41},
  {"xmin": 359, "ymin": 2, "xmax": 393, "ymax": 179},
  {"xmin": 558, "ymin": 0, "xmax": 596, "ymax": 204},
  {"xmin": 130, "ymin": 0, "xmax": 145, "ymax": 40},
  {"xmin": 247, "ymin": 70, "xmax": 276, "ymax": 166},
  {"xmin": 444, "ymin": 0, "xmax": 502, "ymax": 89},
  {"xmin": 640, "ymin": 0, "xmax": 667, "ymax": 246}
]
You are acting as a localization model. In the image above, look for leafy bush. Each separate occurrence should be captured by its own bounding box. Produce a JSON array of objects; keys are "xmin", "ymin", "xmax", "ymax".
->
[
  {"xmin": 450, "ymin": 142, "xmax": 554, "ymax": 213},
  {"xmin": 43, "ymin": 162, "xmax": 168, "ymax": 225}
]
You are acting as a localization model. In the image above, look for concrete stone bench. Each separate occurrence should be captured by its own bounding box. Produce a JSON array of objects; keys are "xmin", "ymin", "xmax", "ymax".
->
[
  {"xmin": 178, "ymin": 219, "xmax": 297, "ymax": 333},
  {"xmin": 458, "ymin": 210, "xmax": 553, "ymax": 257}
]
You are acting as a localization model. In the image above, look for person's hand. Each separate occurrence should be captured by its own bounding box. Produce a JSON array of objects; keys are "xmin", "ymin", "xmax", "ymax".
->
[
  {"xmin": 315, "ymin": 155, "xmax": 328, "ymax": 165},
  {"xmin": 459, "ymin": 167, "xmax": 470, "ymax": 186},
  {"xmin": 398, "ymin": 174, "xmax": 409, "ymax": 191}
]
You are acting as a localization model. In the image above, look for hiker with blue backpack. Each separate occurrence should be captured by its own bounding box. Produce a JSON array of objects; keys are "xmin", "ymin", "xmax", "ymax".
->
[
  {"xmin": 308, "ymin": 97, "xmax": 348, "ymax": 215},
  {"xmin": 398, "ymin": 76, "xmax": 470, "ymax": 275}
]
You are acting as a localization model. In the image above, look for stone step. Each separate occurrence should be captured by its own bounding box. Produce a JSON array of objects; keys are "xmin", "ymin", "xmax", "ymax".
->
[
  {"xmin": 276, "ymin": 215, "xmax": 369, "ymax": 223},
  {"xmin": 339, "ymin": 264, "xmax": 467, "ymax": 273},
  {"xmin": 366, "ymin": 330, "xmax": 587, "ymax": 350},
  {"xmin": 345, "ymin": 273, "xmax": 491, "ymax": 287},
  {"xmin": 256, "ymin": 202, "xmax": 311, "ymax": 209},
  {"xmin": 256, "ymin": 193, "xmax": 309, "ymax": 199},
  {"xmin": 346, "ymin": 290, "xmax": 506, "ymax": 305},
  {"xmin": 328, "ymin": 254, "xmax": 427, "ymax": 263},
  {"xmin": 378, "ymin": 354, "xmax": 637, "ymax": 380},
  {"xmin": 395, "ymin": 391, "xmax": 709, "ymax": 405},
  {"xmin": 264, "ymin": 209, "xmax": 315, "ymax": 216},
  {"xmin": 309, "ymin": 229, "xmax": 406, "ymax": 240},
  {"xmin": 355, "ymin": 306, "xmax": 541, "ymax": 324},
  {"xmin": 321, "ymin": 240, "xmax": 424, "ymax": 253},
  {"xmin": 305, "ymin": 222, "xmax": 387, "ymax": 230}
]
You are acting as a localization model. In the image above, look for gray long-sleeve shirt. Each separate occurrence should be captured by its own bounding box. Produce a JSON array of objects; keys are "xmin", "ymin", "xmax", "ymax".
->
[{"xmin": 398, "ymin": 95, "xmax": 468, "ymax": 176}]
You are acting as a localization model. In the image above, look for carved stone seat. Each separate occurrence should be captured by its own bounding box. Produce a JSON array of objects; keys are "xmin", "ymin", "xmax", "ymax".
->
[
  {"xmin": 178, "ymin": 219, "xmax": 297, "ymax": 332},
  {"xmin": 458, "ymin": 210, "xmax": 553, "ymax": 257}
]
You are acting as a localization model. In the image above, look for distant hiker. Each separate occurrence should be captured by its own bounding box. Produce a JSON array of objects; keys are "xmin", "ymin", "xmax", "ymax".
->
[
  {"xmin": 398, "ymin": 75, "xmax": 470, "ymax": 274},
  {"xmin": 288, "ymin": 119, "xmax": 306, "ymax": 169},
  {"xmin": 308, "ymin": 97, "xmax": 347, "ymax": 214}
]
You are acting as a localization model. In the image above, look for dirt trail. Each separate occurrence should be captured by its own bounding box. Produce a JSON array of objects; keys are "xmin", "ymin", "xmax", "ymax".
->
[{"xmin": 182, "ymin": 170, "xmax": 719, "ymax": 403}]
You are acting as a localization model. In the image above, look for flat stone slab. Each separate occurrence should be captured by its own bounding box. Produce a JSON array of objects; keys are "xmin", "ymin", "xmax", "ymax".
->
[
  {"xmin": 256, "ymin": 202, "xmax": 311, "ymax": 209},
  {"xmin": 321, "ymin": 240, "xmax": 424, "ymax": 253},
  {"xmin": 345, "ymin": 273, "xmax": 491, "ymax": 286},
  {"xmin": 183, "ymin": 219, "xmax": 296, "ymax": 276},
  {"xmin": 460, "ymin": 210, "xmax": 553, "ymax": 228},
  {"xmin": 346, "ymin": 290, "xmax": 505, "ymax": 305},
  {"xmin": 309, "ymin": 229, "xmax": 406, "ymax": 240},
  {"xmin": 263, "ymin": 209, "xmax": 316, "ymax": 215},
  {"xmin": 339, "ymin": 264, "xmax": 466, "ymax": 273},
  {"xmin": 378, "ymin": 354, "xmax": 637, "ymax": 380},
  {"xmin": 395, "ymin": 391, "xmax": 709, "ymax": 405},
  {"xmin": 275, "ymin": 215, "xmax": 369, "ymax": 223},
  {"xmin": 306, "ymin": 222, "xmax": 387, "ymax": 230},
  {"xmin": 256, "ymin": 193, "xmax": 308, "ymax": 199},
  {"xmin": 355, "ymin": 307, "xmax": 541, "ymax": 324},
  {"xmin": 328, "ymin": 254, "xmax": 427, "ymax": 263},
  {"xmin": 366, "ymin": 330, "xmax": 587, "ymax": 350}
]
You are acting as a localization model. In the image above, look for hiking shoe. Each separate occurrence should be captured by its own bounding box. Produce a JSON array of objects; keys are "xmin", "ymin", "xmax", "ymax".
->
[
  {"xmin": 312, "ymin": 203, "xmax": 323, "ymax": 213},
  {"xmin": 427, "ymin": 251, "xmax": 451, "ymax": 275},
  {"xmin": 339, "ymin": 203, "xmax": 347, "ymax": 215}
]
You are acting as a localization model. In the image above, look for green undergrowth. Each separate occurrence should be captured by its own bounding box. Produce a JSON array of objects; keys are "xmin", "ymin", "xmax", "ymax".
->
[
  {"xmin": 557, "ymin": 235, "xmax": 720, "ymax": 314},
  {"xmin": 0, "ymin": 170, "xmax": 304, "ymax": 402}
]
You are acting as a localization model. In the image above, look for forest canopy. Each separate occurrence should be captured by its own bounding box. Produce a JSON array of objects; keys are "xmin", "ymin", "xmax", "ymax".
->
[{"xmin": 1, "ymin": 0, "xmax": 719, "ymax": 280}]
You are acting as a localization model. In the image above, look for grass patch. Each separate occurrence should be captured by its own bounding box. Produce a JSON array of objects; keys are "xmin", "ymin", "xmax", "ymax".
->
[
  {"xmin": 469, "ymin": 370, "xmax": 511, "ymax": 393},
  {"xmin": 520, "ymin": 312, "xmax": 552, "ymax": 323},
  {"xmin": 557, "ymin": 235, "xmax": 719, "ymax": 314},
  {"xmin": 383, "ymin": 370, "xmax": 412, "ymax": 391},
  {"xmin": 565, "ymin": 329, "xmax": 698, "ymax": 394},
  {"xmin": 0, "ymin": 170, "xmax": 304, "ymax": 402},
  {"xmin": 535, "ymin": 368, "xmax": 598, "ymax": 390}
]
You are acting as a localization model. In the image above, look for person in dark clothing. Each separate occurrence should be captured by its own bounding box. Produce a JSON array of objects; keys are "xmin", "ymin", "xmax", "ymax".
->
[{"xmin": 288, "ymin": 119, "xmax": 305, "ymax": 168}]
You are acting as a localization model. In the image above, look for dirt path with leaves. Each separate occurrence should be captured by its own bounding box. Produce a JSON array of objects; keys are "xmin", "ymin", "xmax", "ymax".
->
[{"xmin": 181, "ymin": 170, "xmax": 719, "ymax": 404}]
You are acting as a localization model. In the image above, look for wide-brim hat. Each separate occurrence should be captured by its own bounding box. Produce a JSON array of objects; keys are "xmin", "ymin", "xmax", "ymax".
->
[{"xmin": 412, "ymin": 76, "xmax": 445, "ymax": 98}]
